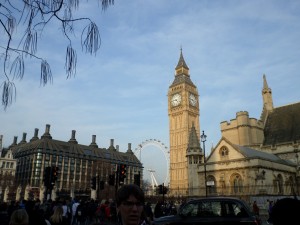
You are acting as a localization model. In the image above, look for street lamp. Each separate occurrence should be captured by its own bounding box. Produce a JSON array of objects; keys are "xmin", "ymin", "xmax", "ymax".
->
[{"xmin": 200, "ymin": 130, "xmax": 207, "ymax": 197}]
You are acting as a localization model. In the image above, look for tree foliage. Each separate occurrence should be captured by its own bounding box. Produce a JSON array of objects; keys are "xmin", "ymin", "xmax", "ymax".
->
[{"xmin": 0, "ymin": 0, "xmax": 114, "ymax": 110}]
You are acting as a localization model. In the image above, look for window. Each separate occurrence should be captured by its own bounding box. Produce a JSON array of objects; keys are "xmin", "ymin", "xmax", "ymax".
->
[
  {"xmin": 274, "ymin": 174, "xmax": 284, "ymax": 194},
  {"xmin": 84, "ymin": 149, "xmax": 92, "ymax": 155},
  {"xmin": 232, "ymin": 174, "xmax": 243, "ymax": 194},
  {"xmin": 223, "ymin": 201, "xmax": 248, "ymax": 217},
  {"xmin": 181, "ymin": 202, "xmax": 198, "ymax": 217},
  {"xmin": 199, "ymin": 201, "xmax": 221, "ymax": 217},
  {"xmin": 220, "ymin": 146, "xmax": 229, "ymax": 157}
]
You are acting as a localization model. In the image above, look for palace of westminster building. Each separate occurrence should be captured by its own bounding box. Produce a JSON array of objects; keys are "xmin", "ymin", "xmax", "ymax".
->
[{"xmin": 0, "ymin": 50, "xmax": 299, "ymax": 202}]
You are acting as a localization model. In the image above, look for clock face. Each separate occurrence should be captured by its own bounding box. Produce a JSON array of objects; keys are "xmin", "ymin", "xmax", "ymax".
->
[
  {"xmin": 171, "ymin": 93, "xmax": 182, "ymax": 106},
  {"xmin": 189, "ymin": 93, "xmax": 197, "ymax": 106}
]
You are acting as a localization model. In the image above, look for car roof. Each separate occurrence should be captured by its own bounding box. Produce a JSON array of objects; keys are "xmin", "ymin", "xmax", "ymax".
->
[{"xmin": 187, "ymin": 197, "xmax": 246, "ymax": 203}]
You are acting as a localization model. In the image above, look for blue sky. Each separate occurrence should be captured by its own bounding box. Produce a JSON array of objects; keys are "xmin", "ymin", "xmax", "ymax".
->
[{"xmin": 1, "ymin": 0, "xmax": 300, "ymax": 185}]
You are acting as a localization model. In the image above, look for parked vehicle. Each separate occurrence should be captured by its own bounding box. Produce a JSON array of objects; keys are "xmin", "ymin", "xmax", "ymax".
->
[{"xmin": 153, "ymin": 197, "xmax": 261, "ymax": 225}]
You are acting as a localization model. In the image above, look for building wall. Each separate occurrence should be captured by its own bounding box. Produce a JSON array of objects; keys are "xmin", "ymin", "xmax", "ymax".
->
[
  {"xmin": 0, "ymin": 125, "xmax": 143, "ymax": 202},
  {"xmin": 220, "ymin": 111, "xmax": 264, "ymax": 146},
  {"xmin": 0, "ymin": 149, "xmax": 17, "ymax": 201},
  {"xmin": 168, "ymin": 80, "xmax": 200, "ymax": 196},
  {"xmin": 194, "ymin": 140, "xmax": 298, "ymax": 197}
]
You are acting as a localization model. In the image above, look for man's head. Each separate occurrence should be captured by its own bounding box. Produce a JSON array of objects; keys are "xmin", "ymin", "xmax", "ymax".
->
[
  {"xmin": 116, "ymin": 184, "xmax": 145, "ymax": 225},
  {"xmin": 116, "ymin": 184, "xmax": 145, "ymax": 207}
]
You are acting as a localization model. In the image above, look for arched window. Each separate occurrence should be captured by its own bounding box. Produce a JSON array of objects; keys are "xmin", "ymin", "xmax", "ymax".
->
[
  {"xmin": 274, "ymin": 174, "xmax": 284, "ymax": 194},
  {"xmin": 219, "ymin": 146, "xmax": 229, "ymax": 158},
  {"xmin": 288, "ymin": 176, "xmax": 296, "ymax": 195},
  {"xmin": 232, "ymin": 174, "xmax": 243, "ymax": 194}
]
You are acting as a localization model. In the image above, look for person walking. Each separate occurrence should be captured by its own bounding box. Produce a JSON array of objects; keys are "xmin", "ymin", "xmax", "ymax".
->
[
  {"xmin": 267, "ymin": 200, "xmax": 274, "ymax": 224},
  {"xmin": 71, "ymin": 199, "xmax": 80, "ymax": 225},
  {"xmin": 252, "ymin": 201, "xmax": 259, "ymax": 216},
  {"xmin": 144, "ymin": 202, "xmax": 153, "ymax": 224}
]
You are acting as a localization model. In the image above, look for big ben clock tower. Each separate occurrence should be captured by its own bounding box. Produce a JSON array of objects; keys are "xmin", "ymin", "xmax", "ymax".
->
[{"xmin": 168, "ymin": 49, "xmax": 200, "ymax": 196}]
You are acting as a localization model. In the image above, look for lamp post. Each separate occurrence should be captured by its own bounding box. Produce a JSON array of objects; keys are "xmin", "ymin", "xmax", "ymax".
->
[{"xmin": 201, "ymin": 130, "xmax": 207, "ymax": 197}]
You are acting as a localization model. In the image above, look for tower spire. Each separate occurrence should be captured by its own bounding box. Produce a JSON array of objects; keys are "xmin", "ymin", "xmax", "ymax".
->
[
  {"xmin": 262, "ymin": 74, "xmax": 273, "ymax": 111},
  {"xmin": 175, "ymin": 47, "xmax": 189, "ymax": 76},
  {"xmin": 263, "ymin": 74, "xmax": 269, "ymax": 89},
  {"xmin": 260, "ymin": 74, "xmax": 274, "ymax": 122}
]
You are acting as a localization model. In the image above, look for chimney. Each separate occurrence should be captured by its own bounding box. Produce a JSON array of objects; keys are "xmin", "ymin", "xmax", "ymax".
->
[
  {"xmin": 0, "ymin": 135, "xmax": 2, "ymax": 149},
  {"xmin": 41, "ymin": 124, "xmax": 52, "ymax": 139},
  {"xmin": 68, "ymin": 130, "xmax": 78, "ymax": 144},
  {"xmin": 30, "ymin": 128, "xmax": 39, "ymax": 142},
  {"xmin": 19, "ymin": 132, "xmax": 27, "ymax": 144},
  {"xmin": 13, "ymin": 136, "xmax": 17, "ymax": 145},
  {"xmin": 116, "ymin": 145, "xmax": 119, "ymax": 151},
  {"xmin": 108, "ymin": 139, "xmax": 116, "ymax": 151},
  {"xmin": 9, "ymin": 136, "xmax": 18, "ymax": 148},
  {"xmin": 127, "ymin": 143, "xmax": 133, "ymax": 154},
  {"xmin": 89, "ymin": 135, "xmax": 98, "ymax": 148}
]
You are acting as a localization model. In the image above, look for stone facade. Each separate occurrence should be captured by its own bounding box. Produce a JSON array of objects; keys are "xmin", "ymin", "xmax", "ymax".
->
[
  {"xmin": 169, "ymin": 51, "xmax": 300, "ymax": 198},
  {"xmin": 0, "ymin": 125, "xmax": 143, "ymax": 202},
  {"xmin": 168, "ymin": 49, "xmax": 201, "ymax": 196}
]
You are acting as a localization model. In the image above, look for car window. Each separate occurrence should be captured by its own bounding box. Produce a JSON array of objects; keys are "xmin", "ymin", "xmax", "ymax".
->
[
  {"xmin": 223, "ymin": 201, "xmax": 249, "ymax": 217},
  {"xmin": 181, "ymin": 202, "xmax": 198, "ymax": 217},
  {"xmin": 199, "ymin": 201, "xmax": 222, "ymax": 217},
  {"xmin": 181, "ymin": 201, "xmax": 222, "ymax": 217}
]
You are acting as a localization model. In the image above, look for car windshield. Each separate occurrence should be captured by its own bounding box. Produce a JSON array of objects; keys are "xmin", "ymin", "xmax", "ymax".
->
[{"xmin": 180, "ymin": 199, "xmax": 249, "ymax": 218}]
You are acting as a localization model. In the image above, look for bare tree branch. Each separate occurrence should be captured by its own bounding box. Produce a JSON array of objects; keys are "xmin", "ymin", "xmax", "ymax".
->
[
  {"xmin": 82, "ymin": 22, "xmax": 101, "ymax": 55},
  {"xmin": 65, "ymin": 45, "xmax": 77, "ymax": 78},
  {"xmin": 1, "ymin": 81, "xmax": 16, "ymax": 110},
  {"xmin": 0, "ymin": 0, "xmax": 114, "ymax": 109}
]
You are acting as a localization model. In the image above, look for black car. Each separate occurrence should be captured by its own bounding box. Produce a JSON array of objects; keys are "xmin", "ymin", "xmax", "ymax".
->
[{"xmin": 153, "ymin": 197, "xmax": 261, "ymax": 225}]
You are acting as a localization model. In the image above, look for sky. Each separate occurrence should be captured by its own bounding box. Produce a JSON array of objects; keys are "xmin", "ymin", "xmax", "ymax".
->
[{"xmin": 1, "ymin": 0, "xmax": 300, "ymax": 185}]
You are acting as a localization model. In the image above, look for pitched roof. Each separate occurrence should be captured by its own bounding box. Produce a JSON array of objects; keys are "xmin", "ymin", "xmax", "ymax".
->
[
  {"xmin": 175, "ymin": 49, "xmax": 189, "ymax": 70},
  {"xmin": 11, "ymin": 137, "xmax": 141, "ymax": 166},
  {"xmin": 170, "ymin": 74, "xmax": 196, "ymax": 87},
  {"xmin": 235, "ymin": 144, "xmax": 296, "ymax": 166},
  {"xmin": 209, "ymin": 137, "xmax": 295, "ymax": 167},
  {"xmin": 263, "ymin": 102, "xmax": 300, "ymax": 145}
]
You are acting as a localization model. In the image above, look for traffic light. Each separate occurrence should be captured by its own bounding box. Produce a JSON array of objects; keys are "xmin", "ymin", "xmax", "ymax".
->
[
  {"xmin": 119, "ymin": 164, "xmax": 127, "ymax": 183},
  {"xmin": 163, "ymin": 186, "xmax": 168, "ymax": 194},
  {"xmin": 43, "ymin": 166, "xmax": 51, "ymax": 188},
  {"xmin": 99, "ymin": 180, "xmax": 105, "ymax": 190},
  {"xmin": 47, "ymin": 166, "xmax": 59, "ymax": 189},
  {"xmin": 134, "ymin": 174, "xmax": 140, "ymax": 187},
  {"xmin": 91, "ymin": 176, "xmax": 96, "ymax": 190},
  {"xmin": 51, "ymin": 166, "xmax": 59, "ymax": 183},
  {"xmin": 158, "ymin": 185, "xmax": 163, "ymax": 194},
  {"xmin": 108, "ymin": 174, "xmax": 115, "ymax": 186},
  {"xmin": 157, "ymin": 184, "xmax": 168, "ymax": 194}
]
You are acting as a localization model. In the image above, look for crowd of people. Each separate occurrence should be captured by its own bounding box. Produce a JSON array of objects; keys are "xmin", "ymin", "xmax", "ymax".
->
[
  {"xmin": 1, "ymin": 185, "xmax": 299, "ymax": 225},
  {"xmin": 0, "ymin": 184, "xmax": 164, "ymax": 225}
]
